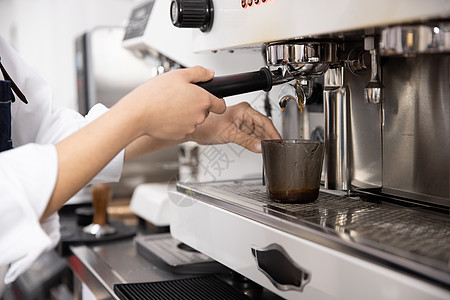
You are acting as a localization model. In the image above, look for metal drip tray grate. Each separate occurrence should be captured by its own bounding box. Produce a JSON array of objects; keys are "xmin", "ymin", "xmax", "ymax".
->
[
  {"xmin": 219, "ymin": 183, "xmax": 378, "ymax": 218},
  {"xmin": 218, "ymin": 182, "xmax": 450, "ymax": 264},
  {"xmin": 178, "ymin": 180, "xmax": 450, "ymax": 285}
]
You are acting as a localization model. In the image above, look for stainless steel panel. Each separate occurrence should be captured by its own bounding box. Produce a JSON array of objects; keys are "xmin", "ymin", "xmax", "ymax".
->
[
  {"xmin": 68, "ymin": 240, "xmax": 193, "ymax": 299},
  {"xmin": 324, "ymin": 67, "xmax": 350, "ymax": 190},
  {"xmin": 345, "ymin": 66, "xmax": 383, "ymax": 190},
  {"xmin": 383, "ymin": 55, "xmax": 450, "ymax": 206}
]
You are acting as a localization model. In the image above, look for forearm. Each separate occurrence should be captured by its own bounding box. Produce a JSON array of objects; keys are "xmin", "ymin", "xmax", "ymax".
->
[
  {"xmin": 41, "ymin": 100, "xmax": 143, "ymax": 220},
  {"xmin": 124, "ymin": 135, "xmax": 185, "ymax": 161},
  {"xmin": 40, "ymin": 66, "xmax": 221, "ymax": 220}
]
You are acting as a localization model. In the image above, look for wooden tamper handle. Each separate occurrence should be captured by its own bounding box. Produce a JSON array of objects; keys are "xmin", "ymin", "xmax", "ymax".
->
[
  {"xmin": 91, "ymin": 183, "xmax": 111, "ymax": 226},
  {"xmin": 83, "ymin": 183, "xmax": 116, "ymax": 237}
]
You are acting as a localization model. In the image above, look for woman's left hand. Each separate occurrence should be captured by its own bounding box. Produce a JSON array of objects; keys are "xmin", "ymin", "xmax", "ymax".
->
[{"xmin": 186, "ymin": 102, "xmax": 281, "ymax": 153}]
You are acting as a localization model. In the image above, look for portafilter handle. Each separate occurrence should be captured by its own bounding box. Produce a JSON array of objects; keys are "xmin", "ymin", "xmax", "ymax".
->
[{"xmin": 196, "ymin": 68, "xmax": 273, "ymax": 98}]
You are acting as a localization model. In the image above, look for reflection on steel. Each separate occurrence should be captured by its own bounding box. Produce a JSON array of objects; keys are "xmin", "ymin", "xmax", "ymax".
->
[
  {"xmin": 267, "ymin": 41, "xmax": 340, "ymax": 105},
  {"xmin": 364, "ymin": 36, "xmax": 384, "ymax": 104},
  {"xmin": 380, "ymin": 23, "xmax": 450, "ymax": 56},
  {"xmin": 381, "ymin": 55, "xmax": 450, "ymax": 207},
  {"xmin": 324, "ymin": 67, "xmax": 350, "ymax": 191},
  {"xmin": 83, "ymin": 223, "xmax": 117, "ymax": 238},
  {"xmin": 266, "ymin": 42, "xmax": 340, "ymax": 70}
]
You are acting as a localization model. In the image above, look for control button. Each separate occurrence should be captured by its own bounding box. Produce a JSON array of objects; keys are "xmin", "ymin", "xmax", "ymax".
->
[{"xmin": 170, "ymin": 0, "xmax": 214, "ymax": 32}]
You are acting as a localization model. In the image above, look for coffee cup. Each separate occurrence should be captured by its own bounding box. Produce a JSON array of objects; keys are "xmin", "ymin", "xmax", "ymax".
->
[{"xmin": 262, "ymin": 139, "xmax": 324, "ymax": 203}]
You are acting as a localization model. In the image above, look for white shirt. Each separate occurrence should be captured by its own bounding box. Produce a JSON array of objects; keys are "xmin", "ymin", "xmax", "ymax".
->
[{"xmin": 0, "ymin": 36, "xmax": 124, "ymax": 285}]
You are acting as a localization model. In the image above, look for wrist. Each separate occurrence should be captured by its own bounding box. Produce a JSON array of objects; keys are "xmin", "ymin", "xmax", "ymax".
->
[{"xmin": 114, "ymin": 93, "xmax": 149, "ymax": 140}]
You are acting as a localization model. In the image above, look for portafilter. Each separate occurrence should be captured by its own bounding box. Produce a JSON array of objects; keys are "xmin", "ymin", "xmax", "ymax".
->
[{"xmin": 196, "ymin": 41, "xmax": 340, "ymax": 109}]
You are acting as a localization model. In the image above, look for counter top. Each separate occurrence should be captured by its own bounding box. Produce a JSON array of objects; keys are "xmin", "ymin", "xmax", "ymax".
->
[
  {"xmin": 67, "ymin": 237, "xmax": 194, "ymax": 300},
  {"xmin": 67, "ymin": 235, "xmax": 283, "ymax": 300}
]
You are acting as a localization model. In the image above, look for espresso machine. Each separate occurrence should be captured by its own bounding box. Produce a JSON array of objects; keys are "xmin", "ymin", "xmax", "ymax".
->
[{"xmin": 124, "ymin": 0, "xmax": 450, "ymax": 299}]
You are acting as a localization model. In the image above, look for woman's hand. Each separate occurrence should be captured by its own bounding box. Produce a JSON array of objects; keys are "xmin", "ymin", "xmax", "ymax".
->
[
  {"xmin": 186, "ymin": 102, "xmax": 281, "ymax": 153},
  {"xmin": 121, "ymin": 66, "xmax": 226, "ymax": 141}
]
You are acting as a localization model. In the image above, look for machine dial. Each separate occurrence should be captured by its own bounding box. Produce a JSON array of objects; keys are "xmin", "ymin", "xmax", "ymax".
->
[{"xmin": 170, "ymin": 0, "xmax": 214, "ymax": 32}]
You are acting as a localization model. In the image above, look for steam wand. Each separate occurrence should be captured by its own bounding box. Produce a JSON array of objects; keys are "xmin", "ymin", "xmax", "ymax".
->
[{"xmin": 364, "ymin": 36, "xmax": 384, "ymax": 104}]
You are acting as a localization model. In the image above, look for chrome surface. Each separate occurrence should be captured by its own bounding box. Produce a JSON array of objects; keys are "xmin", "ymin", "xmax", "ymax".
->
[
  {"xmin": 345, "ymin": 47, "xmax": 370, "ymax": 76},
  {"xmin": 278, "ymin": 83, "xmax": 299, "ymax": 111},
  {"xmin": 267, "ymin": 42, "xmax": 340, "ymax": 67},
  {"xmin": 278, "ymin": 82, "xmax": 307, "ymax": 111},
  {"xmin": 364, "ymin": 49, "xmax": 384, "ymax": 104},
  {"xmin": 380, "ymin": 23, "xmax": 450, "ymax": 56},
  {"xmin": 265, "ymin": 24, "xmax": 449, "ymax": 206},
  {"xmin": 176, "ymin": 180, "xmax": 450, "ymax": 288},
  {"xmin": 68, "ymin": 240, "xmax": 194, "ymax": 299},
  {"xmin": 323, "ymin": 67, "xmax": 350, "ymax": 191},
  {"xmin": 83, "ymin": 223, "xmax": 117, "ymax": 238},
  {"xmin": 69, "ymin": 245, "xmax": 124, "ymax": 299},
  {"xmin": 345, "ymin": 62, "xmax": 383, "ymax": 190},
  {"xmin": 266, "ymin": 41, "xmax": 340, "ymax": 84},
  {"xmin": 297, "ymin": 78, "xmax": 313, "ymax": 99},
  {"xmin": 382, "ymin": 54, "xmax": 450, "ymax": 206}
]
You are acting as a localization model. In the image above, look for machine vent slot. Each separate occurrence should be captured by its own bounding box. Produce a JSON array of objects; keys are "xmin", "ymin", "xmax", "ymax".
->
[{"xmin": 114, "ymin": 276, "xmax": 250, "ymax": 300}]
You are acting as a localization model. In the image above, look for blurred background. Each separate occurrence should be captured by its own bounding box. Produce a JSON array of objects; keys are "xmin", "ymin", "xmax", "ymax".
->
[
  {"xmin": 0, "ymin": 0, "xmax": 181, "ymax": 201},
  {"xmin": 0, "ymin": 0, "xmax": 137, "ymax": 110}
]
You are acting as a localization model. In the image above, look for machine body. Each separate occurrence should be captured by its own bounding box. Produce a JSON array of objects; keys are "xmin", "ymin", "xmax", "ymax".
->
[{"xmin": 124, "ymin": 1, "xmax": 450, "ymax": 299}]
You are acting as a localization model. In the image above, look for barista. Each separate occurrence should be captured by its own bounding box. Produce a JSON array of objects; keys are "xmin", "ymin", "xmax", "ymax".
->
[{"xmin": 0, "ymin": 36, "xmax": 281, "ymax": 285}]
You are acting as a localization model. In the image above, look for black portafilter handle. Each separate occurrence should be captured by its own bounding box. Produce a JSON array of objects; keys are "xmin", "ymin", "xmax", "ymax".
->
[{"xmin": 196, "ymin": 67, "xmax": 273, "ymax": 98}]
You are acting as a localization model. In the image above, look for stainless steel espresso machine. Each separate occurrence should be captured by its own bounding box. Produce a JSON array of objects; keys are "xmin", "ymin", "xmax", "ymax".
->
[{"xmin": 125, "ymin": 0, "xmax": 450, "ymax": 299}]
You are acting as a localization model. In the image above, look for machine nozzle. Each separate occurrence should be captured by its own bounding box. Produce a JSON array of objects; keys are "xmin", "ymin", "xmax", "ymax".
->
[{"xmin": 278, "ymin": 80, "xmax": 312, "ymax": 113}]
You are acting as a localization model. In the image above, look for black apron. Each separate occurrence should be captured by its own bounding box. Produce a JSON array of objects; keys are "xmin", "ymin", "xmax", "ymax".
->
[
  {"xmin": 0, "ymin": 80, "xmax": 13, "ymax": 152},
  {"xmin": 0, "ymin": 56, "xmax": 28, "ymax": 152}
]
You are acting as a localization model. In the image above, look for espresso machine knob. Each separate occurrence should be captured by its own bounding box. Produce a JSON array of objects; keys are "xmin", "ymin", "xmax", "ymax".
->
[{"xmin": 170, "ymin": 0, "xmax": 214, "ymax": 32}]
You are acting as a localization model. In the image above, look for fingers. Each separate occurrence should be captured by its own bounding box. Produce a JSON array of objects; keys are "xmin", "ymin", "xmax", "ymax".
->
[
  {"xmin": 232, "ymin": 132, "xmax": 263, "ymax": 153},
  {"xmin": 182, "ymin": 66, "xmax": 226, "ymax": 115},
  {"xmin": 208, "ymin": 97, "xmax": 227, "ymax": 114},
  {"xmin": 239, "ymin": 103, "xmax": 281, "ymax": 140},
  {"xmin": 181, "ymin": 65, "xmax": 215, "ymax": 83},
  {"xmin": 224, "ymin": 103, "xmax": 281, "ymax": 153}
]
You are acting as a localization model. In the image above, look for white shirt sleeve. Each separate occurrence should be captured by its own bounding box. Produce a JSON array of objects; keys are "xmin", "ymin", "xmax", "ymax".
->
[
  {"xmin": 0, "ymin": 36, "xmax": 124, "ymax": 284},
  {"xmin": 1, "ymin": 35, "xmax": 124, "ymax": 183},
  {"xmin": 34, "ymin": 103, "xmax": 124, "ymax": 184},
  {"xmin": 0, "ymin": 144, "xmax": 58, "ymax": 284}
]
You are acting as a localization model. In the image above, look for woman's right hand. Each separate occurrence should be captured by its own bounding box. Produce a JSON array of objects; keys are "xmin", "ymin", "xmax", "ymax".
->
[{"xmin": 120, "ymin": 66, "xmax": 226, "ymax": 141}]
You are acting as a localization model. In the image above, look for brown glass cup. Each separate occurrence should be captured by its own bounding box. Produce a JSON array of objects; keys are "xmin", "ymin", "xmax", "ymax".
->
[{"xmin": 262, "ymin": 139, "xmax": 324, "ymax": 203}]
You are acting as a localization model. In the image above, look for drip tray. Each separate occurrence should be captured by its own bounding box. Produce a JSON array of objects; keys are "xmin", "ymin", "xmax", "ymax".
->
[
  {"xmin": 114, "ymin": 276, "xmax": 250, "ymax": 300},
  {"xmin": 176, "ymin": 179, "xmax": 450, "ymax": 288}
]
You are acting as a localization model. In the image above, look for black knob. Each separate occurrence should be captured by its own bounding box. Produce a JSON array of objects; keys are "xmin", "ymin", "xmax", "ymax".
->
[{"xmin": 170, "ymin": 0, "xmax": 214, "ymax": 32}]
